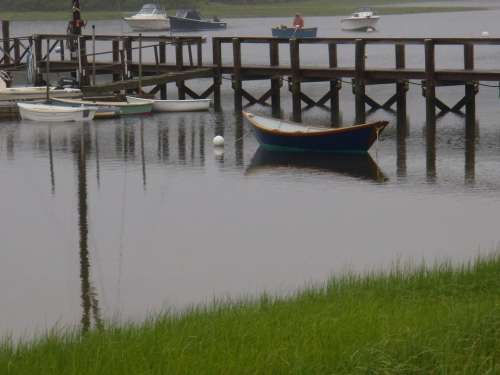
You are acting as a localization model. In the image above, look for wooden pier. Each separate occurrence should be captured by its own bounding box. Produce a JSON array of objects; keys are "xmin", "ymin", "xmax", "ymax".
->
[{"xmin": 1, "ymin": 21, "xmax": 500, "ymax": 134}]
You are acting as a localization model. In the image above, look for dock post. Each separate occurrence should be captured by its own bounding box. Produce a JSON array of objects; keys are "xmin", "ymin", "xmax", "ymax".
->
[
  {"xmin": 395, "ymin": 44, "xmax": 407, "ymax": 126},
  {"xmin": 13, "ymin": 38, "xmax": 20, "ymax": 65},
  {"xmin": 212, "ymin": 38, "xmax": 222, "ymax": 111},
  {"xmin": 2, "ymin": 21, "xmax": 10, "ymax": 65},
  {"xmin": 79, "ymin": 36, "xmax": 88, "ymax": 86},
  {"xmin": 290, "ymin": 38, "xmax": 301, "ymax": 123},
  {"xmin": 232, "ymin": 37, "xmax": 242, "ymax": 112},
  {"xmin": 125, "ymin": 37, "xmax": 132, "ymax": 79},
  {"xmin": 424, "ymin": 39, "xmax": 436, "ymax": 130},
  {"xmin": 464, "ymin": 43, "xmax": 476, "ymax": 137},
  {"xmin": 91, "ymin": 26, "xmax": 96, "ymax": 86},
  {"xmin": 59, "ymin": 40, "xmax": 65, "ymax": 61},
  {"xmin": 354, "ymin": 39, "xmax": 366, "ymax": 124},
  {"xmin": 328, "ymin": 42, "xmax": 340, "ymax": 126},
  {"xmin": 270, "ymin": 40, "xmax": 281, "ymax": 118},
  {"xmin": 175, "ymin": 38, "xmax": 186, "ymax": 100},
  {"xmin": 196, "ymin": 39, "xmax": 203, "ymax": 67},
  {"xmin": 34, "ymin": 35, "xmax": 43, "ymax": 85},
  {"xmin": 112, "ymin": 39, "xmax": 120, "ymax": 83},
  {"xmin": 159, "ymin": 39, "xmax": 167, "ymax": 99}
]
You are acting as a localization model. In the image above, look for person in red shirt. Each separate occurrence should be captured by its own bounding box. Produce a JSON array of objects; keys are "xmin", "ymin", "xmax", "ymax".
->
[{"xmin": 292, "ymin": 13, "xmax": 304, "ymax": 29}]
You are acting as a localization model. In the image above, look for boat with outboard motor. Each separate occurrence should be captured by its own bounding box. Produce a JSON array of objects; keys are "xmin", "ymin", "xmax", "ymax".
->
[
  {"xmin": 168, "ymin": 9, "xmax": 226, "ymax": 31},
  {"xmin": 124, "ymin": 3, "xmax": 169, "ymax": 31}
]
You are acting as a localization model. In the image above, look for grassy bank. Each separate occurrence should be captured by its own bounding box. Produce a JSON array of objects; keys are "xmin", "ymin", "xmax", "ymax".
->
[
  {"xmin": 0, "ymin": 3, "xmax": 486, "ymax": 21},
  {"xmin": 2, "ymin": 254, "xmax": 500, "ymax": 374}
]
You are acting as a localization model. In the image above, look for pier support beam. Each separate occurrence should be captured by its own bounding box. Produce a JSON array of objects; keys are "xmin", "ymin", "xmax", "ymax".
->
[
  {"xmin": 290, "ymin": 38, "xmax": 301, "ymax": 123},
  {"xmin": 424, "ymin": 39, "xmax": 436, "ymax": 130},
  {"xmin": 175, "ymin": 39, "xmax": 186, "ymax": 100},
  {"xmin": 2, "ymin": 21, "xmax": 10, "ymax": 65},
  {"xmin": 328, "ymin": 42, "xmax": 340, "ymax": 126},
  {"xmin": 112, "ymin": 39, "xmax": 120, "ymax": 83},
  {"xmin": 270, "ymin": 40, "xmax": 281, "ymax": 118},
  {"xmin": 232, "ymin": 38, "xmax": 242, "ymax": 112},
  {"xmin": 464, "ymin": 43, "xmax": 476, "ymax": 136},
  {"xmin": 159, "ymin": 40, "xmax": 167, "ymax": 99},
  {"xmin": 354, "ymin": 39, "xmax": 366, "ymax": 124},
  {"xmin": 395, "ymin": 44, "xmax": 407, "ymax": 126},
  {"xmin": 213, "ymin": 39, "xmax": 222, "ymax": 111}
]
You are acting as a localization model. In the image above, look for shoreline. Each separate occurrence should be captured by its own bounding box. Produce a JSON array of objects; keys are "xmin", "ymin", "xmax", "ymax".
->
[{"xmin": 2, "ymin": 253, "xmax": 500, "ymax": 372}]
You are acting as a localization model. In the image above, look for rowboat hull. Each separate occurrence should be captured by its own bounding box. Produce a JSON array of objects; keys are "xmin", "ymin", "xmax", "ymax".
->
[
  {"xmin": 243, "ymin": 112, "xmax": 388, "ymax": 153},
  {"xmin": 168, "ymin": 16, "xmax": 226, "ymax": 31},
  {"xmin": 17, "ymin": 103, "xmax": 96, "ymax": 122},
  {"xmin": 271, "ymin": 27, "xmax": 317, "ymax": 38},
  {"xmin": 126, "ymin": 96, "xmax": 211, "ymax": 112},
  {"xmin": 52, "ymin": 98, "xmax": 153, "ymax": 116}
]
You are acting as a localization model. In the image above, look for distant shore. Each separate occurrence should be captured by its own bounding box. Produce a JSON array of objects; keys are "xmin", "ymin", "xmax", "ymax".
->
[
  {"xmin": 2, "ymin": 253, "xmax": 500, "ymax": 373},
  {"xmin": 0, "ymin": 4, "xmax": 487, "ymax": 22}
]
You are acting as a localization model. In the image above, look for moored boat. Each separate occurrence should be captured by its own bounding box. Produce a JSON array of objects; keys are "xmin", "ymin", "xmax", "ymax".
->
[
  {"xmin": 126, "ymin": 96, "xmax": 211, "ymax": 112},
  {"xmin": 52, "ymin": 97, "xmax": 153, "ymax": 115},
  {"xmin": 124, "ymin": 3, "xmax": 169, "ymax": 31},
  {"xmin": 168, "ymin": 9, "xmax": 226, "ymax": 31},
  {"xmin": 271, "ymin": 27, "xmax": 317, "ymax": 38},
  {"xmin": 0, "ymin": 86, "xmax": 81, "ymax": 101},
  {"xmin": 17, "ymin": 102, "xmax": 97, "ymax": 122},
  {"xmin": 341, "ymin": 8, "xmax": 380, "ymax": 31},
  {"xmin": 242, "ymin": 111, "xmax": 388, "ymax": 153}
]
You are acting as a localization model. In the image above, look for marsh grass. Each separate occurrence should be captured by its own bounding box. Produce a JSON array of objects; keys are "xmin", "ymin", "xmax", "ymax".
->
[{"xmin": 2, "ymin": 254, "xmax": 500, "ymax": 374}]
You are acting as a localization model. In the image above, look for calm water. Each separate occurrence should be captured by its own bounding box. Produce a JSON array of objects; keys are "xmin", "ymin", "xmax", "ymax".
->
[{"xmin": 2, "ymin": 10, "xmax": 500, "ymax": 338}]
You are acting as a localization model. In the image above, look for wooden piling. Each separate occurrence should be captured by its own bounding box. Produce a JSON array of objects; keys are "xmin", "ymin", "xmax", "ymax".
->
[
  {"xmin": 2, "ymin": 21, "xmax": 10, "ymax": 65},
  {"xmin": 328, "ymin": 42, "xmax": 340, "ymax": 126},
  {"xmin": 159, "ymin": 39, "xmax": 167, "ymax": 99},
  {"xmin": 197, "ymin": 40, "xmax": 203, "ymax": 67},
  {"xmin": 464, "ymin": 43, "xmax": 475, "ymax": 137},
  {"xmin": 59, "ymin": 40, "xmax": 65, "ymax": 61},
  {"xmin": 270, "ymin": 40, "xmax": 281, "ymax": 117},
  {"xmin": 354, "ymin": 39, "xmax": 366, "ymax": 124},
  {"xmin": 112, "ymin": 39, "xmax": 120, "ymax": 82},
  {"xmin": 212, "ymin": 38, "xmax": 222, "ymax": 111},
  {"xmin": 34, "ymin": 35, "xmax": 43, "ymax": 85},
  {"xmin": 13, "ymin": 38, "xmax": 20, "ymax": 65},
  {"xmin": 395, "ymin": 44, "xmax": 407, "ymax": 125},
  {"xmin": 232, "ymin": 38, "xmax": 242, "ymax": 111},
  {"xmin": 290, "ymin": 38, "xmax": 301, "ymax": 122},
  {"xmin": 125, "ymin": 37, "xmax": 132, "ymax": 79},
  {"xmin": 175, "ymin": 38, "xmax": 185, "ymax": 99},
  {"xmin": 424, "ymin": 39, "xmax": 436, "ymax": 129}
]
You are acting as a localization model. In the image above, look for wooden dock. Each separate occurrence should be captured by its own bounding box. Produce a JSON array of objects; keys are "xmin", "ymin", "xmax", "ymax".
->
[{"xmin": 1, "ymin": 20, "xmax": 500, "ymax": 135}]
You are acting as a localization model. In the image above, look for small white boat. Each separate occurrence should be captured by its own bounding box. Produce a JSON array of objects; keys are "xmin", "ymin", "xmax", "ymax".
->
[
  {"xmin": 126, "ymin": 96, "xmax": 211, "ymax": 112},
  {"xmin": 52, "ymin": 97, "xmax": 153, "ymax": 115},
  {"xmin": 17, "ymin": 102, "xmax": 97, "ymax": 122},
  {"xmin": 341, "ymin": 8, "xmax": 380, "ymax": 31},
  {"xmin": 124, "ymin": 4, "xmax": 169, "ymax": 31},
  {"xmin": 0, "ymin": 86, "xmax": 81, "ymax": 101}
]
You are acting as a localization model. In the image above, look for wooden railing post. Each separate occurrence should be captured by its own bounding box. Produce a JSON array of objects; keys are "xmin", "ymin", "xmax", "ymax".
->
[
  {"xmin": 328, "ymin": 42, "xmax": 340, "ymax": 126},
  {"xmin": 212, "ymin": 38, "xmax": 222, "ymax": 111},
  {"xmin": 354, "ymin": 39, "xmax": 366, "ymax": 124},
  {"xmin": 232, "ymin": 37, "xmax": 242, "ymax": 112},
  {"xmin": 159, "ymin": 39, "xmax": 167, "ymax": 99},
  {"xmin": 424, "ymin": 39, "xmax": 436, "ymax": 129},
  {"xmin": 270, "ymin": 40, "xmax": 281, "ymax": 117},
  {"xmin": 290, "ymin": 38, "xmax": 301, "ymax": 122},
  {"xmin": 175, "ymin": 38, "xmax": 185, "ymax": 99}
]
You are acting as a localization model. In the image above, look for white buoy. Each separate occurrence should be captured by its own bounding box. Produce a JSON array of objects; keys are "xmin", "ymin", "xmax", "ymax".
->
[
  {"xmin": 482, "ymin": 31, "xmax": 489, "ymax": 37},
  {"xmin": 213, "ymin": 135, "xmax": 224, "ymax": 147}
]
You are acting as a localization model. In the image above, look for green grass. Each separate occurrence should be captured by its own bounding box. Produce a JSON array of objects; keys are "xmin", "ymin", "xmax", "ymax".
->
[
  {"xmin": 0, "ymin": 2, "xmax": 487, "ymax": 21},
  {"xmin": 2, "ymin": 253, "xmax": 500, "ymax": 374}
]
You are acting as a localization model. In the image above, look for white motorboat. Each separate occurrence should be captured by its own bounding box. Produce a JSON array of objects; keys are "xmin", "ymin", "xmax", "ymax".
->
[
  {"xmin": 341, "ymin": 8, "xmax": 380, "ymax": 31},
  {"xmin": 124, "ymin": 4, "xmax": 169, "ymax": 31},
  {"xmin": 126, "ymin": 96, "xmax": 211, "ymax": 112},
  {"xmin": 17, "ymin": 102, "xmax": 97, "ymax": 122}
]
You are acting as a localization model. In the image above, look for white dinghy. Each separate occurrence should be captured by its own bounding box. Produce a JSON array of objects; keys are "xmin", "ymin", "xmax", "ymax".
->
[
  {"xmin": 17, "ymin": 102, "xmax": 97, "ymax": 122},
  {"xmin": 126, "ymin": 96, "xmax": 211, "ymax": 112}
]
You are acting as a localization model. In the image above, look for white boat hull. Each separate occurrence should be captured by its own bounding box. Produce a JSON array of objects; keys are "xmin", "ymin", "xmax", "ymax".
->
[
  {"xmin": 0, "ymin": 87, "xmax": 81, "ymax": 101},
  {"xmin": 17, "ymin": 103, "xmax": 96, "ymax": 122},
  {"xmin": 341, "ymin": 17, "xmax": 379, "ymax": 31},
  {"xmin": 126, "ymin": 96, "xmax": 211, "ymax": 112},
  {"xmin": 124, "ymin": 17, "xmax": 169, "ymax": 31}
]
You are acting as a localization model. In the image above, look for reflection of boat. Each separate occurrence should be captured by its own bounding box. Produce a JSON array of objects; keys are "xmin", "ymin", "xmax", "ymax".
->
[
  {"xmin": 17, "ymin": 102, "xmax": 97, "ymax": 122},
  {"xmin": 168, "ymin": 9, "xmax": 227, "ymax": 31},
  {"xmin": 341, "ymin": 8, "xmax": 380, "ymax": 31},
  {"xmin": 52, "ymin": 97, "xmax": 153, "ymax": 116},
  {"xmin": 243, "ymin": 111, "xmax": 388, "ymax": 153},
  {"xmin": 123, "ymin": 4, "xmax": 169, "ymax": 31},
  {"xmin": 127, "ymin": 96, "xmax": 211, "ymax": 112},
  {"xmin": 272, "ymin": 27, "xmax": 317, "ymax": 38},
  {"xmin": 246, "ymin": 147, "xmax": 387, "ymax": 182}
]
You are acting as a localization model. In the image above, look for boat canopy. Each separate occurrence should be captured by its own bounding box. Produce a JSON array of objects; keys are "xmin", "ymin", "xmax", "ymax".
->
[
  {"xmin": 138, "ymin": 4, "xmax": 163, "ymax": 15},
  {"xmin": 175, "ymin": 9, "xmax": 202, "ymax": 20}
]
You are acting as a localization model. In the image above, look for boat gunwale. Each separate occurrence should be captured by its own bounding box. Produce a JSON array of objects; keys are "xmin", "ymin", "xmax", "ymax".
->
[
  {"xmin": 126, "ymin": 96, "xmax": 211, "ymax": 104},
  {"xmin": 242, "ymin": 111, "xmax": 388, "ymax": 138}
]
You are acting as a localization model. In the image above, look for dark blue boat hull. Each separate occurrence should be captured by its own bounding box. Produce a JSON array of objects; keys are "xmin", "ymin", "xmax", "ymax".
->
[
  {"xmin": 271, "ymin": 27, "xmax": 317, "ymax": 38},
  {"xmin": 169, "ymin": 16, "xmax": 227, "ymax": 31}
]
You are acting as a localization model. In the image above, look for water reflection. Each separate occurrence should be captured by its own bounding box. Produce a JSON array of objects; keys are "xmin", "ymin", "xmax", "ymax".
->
[
  {"xmin": 246, "ymin": 147, "xmax": 387, "ymax": 182},
  {"xmin": 396, "ymin": 115, "xmax": 409, "ymax": 180}
]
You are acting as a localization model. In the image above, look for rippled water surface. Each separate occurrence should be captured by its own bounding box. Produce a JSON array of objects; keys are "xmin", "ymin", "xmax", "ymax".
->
[{"xmin": 2, "ymin": 10, "xmax": 500, "ymax": 337}]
